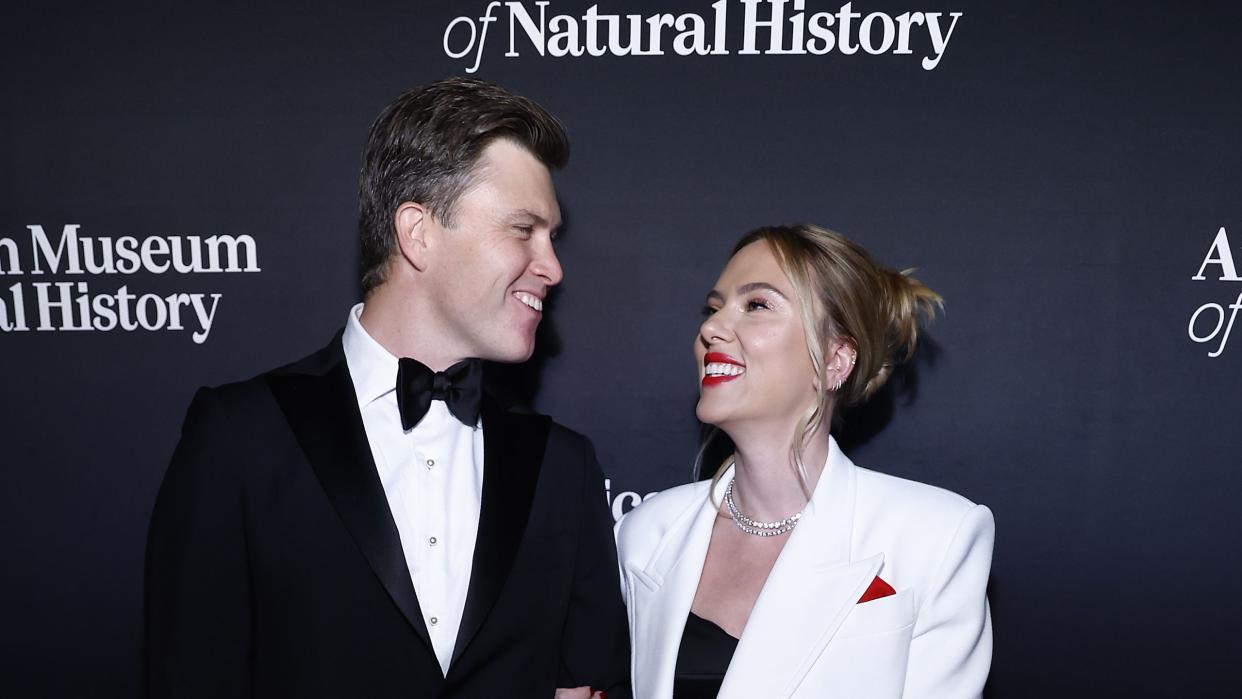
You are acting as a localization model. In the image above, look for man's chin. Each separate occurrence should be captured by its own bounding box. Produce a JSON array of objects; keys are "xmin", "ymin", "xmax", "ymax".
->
[{"xmin": 480, "ymin": 340, "xmax": 536, "ymax": 364}]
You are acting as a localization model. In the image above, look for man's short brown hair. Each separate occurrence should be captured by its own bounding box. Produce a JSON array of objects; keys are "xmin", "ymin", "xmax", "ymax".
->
[{"xmin": 357, "ymin": 78, "xmax": 569, "ymax": 294}]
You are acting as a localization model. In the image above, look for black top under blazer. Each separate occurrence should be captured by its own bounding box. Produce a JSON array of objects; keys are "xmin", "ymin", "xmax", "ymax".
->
[{"xmin": 144, "ymin": 334, "xmax": 631, "ymax": 698}]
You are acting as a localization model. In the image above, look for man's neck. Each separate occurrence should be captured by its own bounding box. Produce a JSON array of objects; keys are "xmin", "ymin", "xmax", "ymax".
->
[{"xmin": 359, "ymin": 284, "xmax": 464, "ymax": 371}]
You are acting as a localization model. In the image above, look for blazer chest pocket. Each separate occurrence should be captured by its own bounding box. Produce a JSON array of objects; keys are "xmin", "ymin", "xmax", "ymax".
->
[{"xmin": 834, "ymin": 586, "xmax": 916, "ymax": 639}]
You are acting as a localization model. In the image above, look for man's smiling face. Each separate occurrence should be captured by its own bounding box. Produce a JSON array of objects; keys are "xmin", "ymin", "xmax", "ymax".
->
[{"xmin": 419, "ymin": 138, "xmax": 563, "ymax": 364}]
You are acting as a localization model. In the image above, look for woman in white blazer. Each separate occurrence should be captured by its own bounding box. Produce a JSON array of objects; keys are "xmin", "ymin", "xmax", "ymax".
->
[{"xmin": 616, "ymin": 224, "xmax": 994, "ymax": 698}]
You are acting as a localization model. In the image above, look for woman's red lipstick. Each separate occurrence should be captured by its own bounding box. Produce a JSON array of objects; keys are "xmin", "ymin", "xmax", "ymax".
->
[{"xmin": 702, "ymin": 352, "xmax": 745, "ymax": 386}]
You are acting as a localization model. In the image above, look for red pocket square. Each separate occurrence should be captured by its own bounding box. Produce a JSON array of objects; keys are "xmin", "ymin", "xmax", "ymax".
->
[{"xmin": 857, "ymin": 575, "xmax": 896, "ymax": 604}]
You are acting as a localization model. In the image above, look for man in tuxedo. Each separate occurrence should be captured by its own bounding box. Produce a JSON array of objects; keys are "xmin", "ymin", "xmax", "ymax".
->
[{"xmin": 145, "ymin": 78, "xmax": 630, "ymax": 698}]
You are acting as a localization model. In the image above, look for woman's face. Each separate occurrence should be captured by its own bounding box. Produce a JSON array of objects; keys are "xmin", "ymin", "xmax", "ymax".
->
[{"xmin": 695, "ymin": 241, "xmax": 818, "ymax": 431}]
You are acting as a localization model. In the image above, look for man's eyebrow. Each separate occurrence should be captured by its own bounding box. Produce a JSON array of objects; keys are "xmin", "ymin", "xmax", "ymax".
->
[{"xmin": 508, "ymin": 209, "xmax": 549, "ymax": 225}]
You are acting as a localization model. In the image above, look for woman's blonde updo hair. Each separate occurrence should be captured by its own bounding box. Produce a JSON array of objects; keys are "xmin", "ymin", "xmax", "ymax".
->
[
  {"xmin": 701, "ymin": 223, "xmax": 942, "ymax": 489},
  {"xmin": 735, "ymin": 223, "xmax": 942, "ymax": 411}
]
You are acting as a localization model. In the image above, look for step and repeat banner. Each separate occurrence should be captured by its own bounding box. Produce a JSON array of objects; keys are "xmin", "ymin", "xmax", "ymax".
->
[{"xmin": 2, "ymin": 1, "xmax": 1239, "ymax": 696}]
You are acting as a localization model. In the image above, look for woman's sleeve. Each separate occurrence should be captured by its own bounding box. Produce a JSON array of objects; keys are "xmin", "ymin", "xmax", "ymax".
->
[{"xmin": 902, "ymin": 503, "xmax": 995, "ymax": 698}]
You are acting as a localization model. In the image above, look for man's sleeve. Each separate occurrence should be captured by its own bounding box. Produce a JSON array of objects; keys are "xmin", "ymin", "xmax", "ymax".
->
[
  {"xmin": 557, "ymin": 436, "xmax": 633, "ymax": 699},
  {"xmin": 144, "ymin": 387, "xmax": 252, "ymax": 698}
]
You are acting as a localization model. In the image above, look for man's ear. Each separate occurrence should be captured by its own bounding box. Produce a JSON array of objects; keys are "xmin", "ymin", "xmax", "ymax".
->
[{"xmin": 393, "ymin": 201, "xmax": 432, "ymax": 272}]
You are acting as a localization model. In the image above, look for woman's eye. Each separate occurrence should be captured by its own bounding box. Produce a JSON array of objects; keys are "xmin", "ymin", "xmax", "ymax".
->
[
  {"xmin": 746, "ymin": 299, "xmax": 770, "ymax": 311},
  {"xmin": 701, "ymin": 305, "xmax": 718, "ymax": 317}
]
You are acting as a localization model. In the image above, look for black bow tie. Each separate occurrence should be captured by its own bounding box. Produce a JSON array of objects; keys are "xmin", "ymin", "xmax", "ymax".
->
[{"xmin": 396, "ymin": 357, "xmax": 483, "ymax": 429}]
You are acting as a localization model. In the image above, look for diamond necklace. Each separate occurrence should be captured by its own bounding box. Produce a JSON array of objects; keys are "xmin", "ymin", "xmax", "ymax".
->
[{"xmin": 724, "ymin": 477, "xmax": 803, "ymax": 537}]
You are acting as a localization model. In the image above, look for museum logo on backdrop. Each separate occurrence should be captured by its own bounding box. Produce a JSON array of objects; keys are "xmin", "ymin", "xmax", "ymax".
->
[
  {"xmin": 1188, "ymin": 226, "xmax": 1241, "ymax": 358},
  {"xmin": 443, "ymin": 0, "xmax": 963, "ymax": 73},
  {"xmin": 0, "ymin": 224, "xmax": 261, "ymax": 344}
]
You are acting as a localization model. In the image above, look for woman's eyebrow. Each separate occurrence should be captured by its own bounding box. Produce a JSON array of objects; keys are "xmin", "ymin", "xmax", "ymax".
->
[
  {"xmin": 737, "ymin": 282, "xmax": 788, "ymax": 299},
  {"xmin": 705, "ymin": 282, "xmax": 788, "ymax": 304}
]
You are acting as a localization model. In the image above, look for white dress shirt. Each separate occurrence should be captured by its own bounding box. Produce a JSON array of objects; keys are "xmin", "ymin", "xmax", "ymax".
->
[{"xmin": 341, "ymin": 303, "xmax": 484, "ymax": 675}]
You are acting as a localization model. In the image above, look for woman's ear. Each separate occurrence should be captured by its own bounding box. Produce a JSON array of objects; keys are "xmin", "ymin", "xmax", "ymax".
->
[
  {"xmin": 826, "ymin": 339, "xmax": 857, "ymax": 393},
  {"xmin": 393, "ymin": 201, "xmax": 431, "ymax": 272}
]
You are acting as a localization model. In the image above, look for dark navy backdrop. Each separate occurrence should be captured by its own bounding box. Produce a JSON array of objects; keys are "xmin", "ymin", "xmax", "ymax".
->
[{"xmin": 3, "ymin": 1, "xmax": 1239, "ymax": 696}]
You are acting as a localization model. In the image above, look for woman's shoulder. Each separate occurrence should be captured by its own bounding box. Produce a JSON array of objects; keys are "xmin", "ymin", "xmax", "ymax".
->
[
  {"xmin": 849, "ymin": 464, "xmax": 994, "ymax": 578},
  {"xmin": 615, "ymin": 479, "xmax": 711, "ymax": 556},
  {"xmin": 853, "ymin": 465, "xmax": 992, "ymax": 536}
]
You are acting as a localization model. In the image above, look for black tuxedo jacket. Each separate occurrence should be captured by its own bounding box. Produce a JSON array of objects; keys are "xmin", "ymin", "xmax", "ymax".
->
[{"xmin": 144, "ymin": 336, "xmax": 631, "ymax": 698}]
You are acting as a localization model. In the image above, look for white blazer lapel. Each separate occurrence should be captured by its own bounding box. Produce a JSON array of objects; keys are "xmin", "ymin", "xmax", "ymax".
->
[
  {"xmin": 719, "ymin": 438, "xmax": 880, "ymax": 699},
  {"xmin": 629, "ymin": 486, "xmax": 718, "ymax": 699}
]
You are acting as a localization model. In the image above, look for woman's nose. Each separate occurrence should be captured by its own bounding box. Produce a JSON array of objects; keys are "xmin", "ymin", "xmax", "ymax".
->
[{"xmin": 699, "ymin": 310, "xmax": 732, "ymax": 346}]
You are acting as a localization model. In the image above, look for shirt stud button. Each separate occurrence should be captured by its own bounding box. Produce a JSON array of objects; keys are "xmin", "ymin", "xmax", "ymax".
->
[
  {"xmin": 429, "ymin": 536, "xmax": 438, "ymax": 546},
  {"xmin": 429, "ymin": 616, "xmax": 438, "ymax": 625},
  {"xmin": 426, "ymin": 458, "xmax": 435, "ymax": 468}
]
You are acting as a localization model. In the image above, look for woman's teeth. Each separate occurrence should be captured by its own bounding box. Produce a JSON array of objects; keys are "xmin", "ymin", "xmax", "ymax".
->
[{"xmin": 704, "ymin": 362, "xmax": 744, "ymax": 377}]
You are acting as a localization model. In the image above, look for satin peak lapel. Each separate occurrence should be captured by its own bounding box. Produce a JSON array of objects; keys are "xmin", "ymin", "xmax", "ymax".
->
[
  {"xmin": 267, "ymin": 340, "xmax": 433, "ymax": 655},
  {"xmin": 449, "ymin": 398, "xmax": 550, "ymax": 667}
]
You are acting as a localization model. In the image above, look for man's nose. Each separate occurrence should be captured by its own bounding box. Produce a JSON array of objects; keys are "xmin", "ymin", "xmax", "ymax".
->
[{"xmin": 532, "ymin": 241, "xmax": 563, "ymax": 286}]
